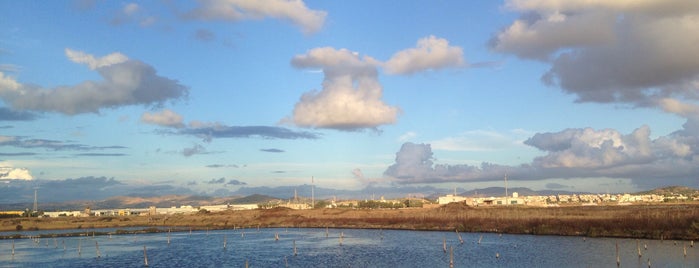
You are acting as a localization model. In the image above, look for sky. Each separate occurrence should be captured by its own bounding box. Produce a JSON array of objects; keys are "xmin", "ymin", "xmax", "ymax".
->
[{"xmin": 1, "ymin": 0, "xmax": 699, "ymax": 202}]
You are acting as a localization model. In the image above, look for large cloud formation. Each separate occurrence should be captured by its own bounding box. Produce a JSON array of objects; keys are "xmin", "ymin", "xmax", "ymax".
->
[
  {"xmin": 183, "ymin": 0, "xmax": 327, "ymax": 34},
  {"xmin": 385, "ymin": 125, "xmax": 698, "ymax": 188},
  {"xmin": 287, "ymin": 36, "xmax": 465, "ymax": 131},
  {"xmin": 287, "ymin": 47, "xmax": 400, "ymax": 130},
  {"xmin": 491, "ymin": 1, "xmax": 699, "ymax": 106},
  {"xmin": 441, "ymin": 0, "xmax": 699, "ymax": 189},
  {"xmin": 0, "ymin": 49, "xmax": 188, "ymax": 115}
]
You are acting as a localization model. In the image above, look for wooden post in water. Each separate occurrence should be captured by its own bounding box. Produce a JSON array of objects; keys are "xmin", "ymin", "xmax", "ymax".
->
[
  {"xmin": 443, "ymin": 238, "xmax": 447, "ymax": 253},
  {"xmin": 615, "ymin": 241, "xmax": 620, "ymax": 267},
  {"xmin": 449, "ymin": 246, "xmax": 454, "ymax": 268},
  {"xmin": 143, "ymin": 245, "xmax": 149, "ymax": 267},
  {"xmin": 456, "ymin": 229, "xmax": 464, "ymax": 244},
  {"xmin": 683, "ymin": 244, "xmax": 687, "ymax": 258},
  {"xmin": 95, "ymin": 241, "xmax": 101, "ymax": 258},
  {"xmin": 637, "ymin": 240, "xmax": 642, "ymax": 258},
  {"xmin": 223, "ymin": 234, "xmax": 227, "ymax": 250},
  {"xmin": 78, "ymin": 239, "xmax": 82, "ymax": 256},
  {"xmin": 11, "ymin": 240, "xmax": 14, "ymax": 256},
  {"xmin": 478, "ymin": 235, "xmax": 483, "ymax": 245},
  {"xmin": 339, "ymin": 232, "xmax": 344, "ymax": 246},
  {"xmin": 167, "ymin": 229, "xmax": 171, "ymax": 245},
  {"xmin": 293, "ymin": 240, "xmax": 297, "ymax": 256},
  {"xmin": 325, "ymin": 227, "xmax": 329, "ymax": 238}
]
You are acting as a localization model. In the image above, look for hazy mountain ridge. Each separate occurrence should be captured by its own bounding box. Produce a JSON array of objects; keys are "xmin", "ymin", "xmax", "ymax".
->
[{"xmin": 2, "ymin": 185, "xmax": 697, "ymax": 211}]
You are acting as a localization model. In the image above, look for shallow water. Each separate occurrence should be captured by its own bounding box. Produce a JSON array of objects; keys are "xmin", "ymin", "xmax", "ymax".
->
[{"xmin": 1, "ymin": 228, "xmax": 697, "ymax": 267}]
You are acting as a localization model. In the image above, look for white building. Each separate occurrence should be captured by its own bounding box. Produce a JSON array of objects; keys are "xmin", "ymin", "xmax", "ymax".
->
[{"xmin": 438, "ymin": 194, "xmax": 467, "ymax": 205}]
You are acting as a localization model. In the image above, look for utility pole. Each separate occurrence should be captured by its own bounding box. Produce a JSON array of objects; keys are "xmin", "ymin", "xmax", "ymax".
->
[
  {"xmin": 311, "ymin": 176, "xmax": 315, "ymax": 209},
  {"xmin": 33, "ymin": 188, "xmax": 38, "ymax": 213},
  {"xmin": 504, "ymin": 174, "xmax": 508, "ymax": 206}
]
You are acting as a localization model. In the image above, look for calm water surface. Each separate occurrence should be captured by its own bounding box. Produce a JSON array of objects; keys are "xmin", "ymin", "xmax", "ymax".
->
[{"xmin": 1, "ymin": 228, "xmax": 697, "ymax": 267}]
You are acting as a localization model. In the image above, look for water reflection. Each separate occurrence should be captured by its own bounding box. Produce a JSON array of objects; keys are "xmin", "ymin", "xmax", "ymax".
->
[{"xmin": 1, "ymin": 228, "xmax": 697, "ymax": 267}]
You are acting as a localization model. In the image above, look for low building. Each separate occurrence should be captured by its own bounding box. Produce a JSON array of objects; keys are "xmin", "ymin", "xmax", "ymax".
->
[{"xmin": 438, "ymin": 194, "xmax": 467, "ymax": 205}]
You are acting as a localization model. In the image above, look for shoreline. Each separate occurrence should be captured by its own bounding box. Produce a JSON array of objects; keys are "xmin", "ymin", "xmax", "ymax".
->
[{"xmin": 2, "ymin": 203, "xmax": 698, "ymax": 240}]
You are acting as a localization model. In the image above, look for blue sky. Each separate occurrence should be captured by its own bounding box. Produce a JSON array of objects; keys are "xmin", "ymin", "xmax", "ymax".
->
[{"xmin": 1, "ymin": 1, "xmax": 698, "ymax": 201}]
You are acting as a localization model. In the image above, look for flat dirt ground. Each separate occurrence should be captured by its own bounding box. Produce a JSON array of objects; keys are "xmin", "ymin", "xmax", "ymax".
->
[{"xmin": 2, "ymin": 203, "xmax": 698, "ymax": 240}]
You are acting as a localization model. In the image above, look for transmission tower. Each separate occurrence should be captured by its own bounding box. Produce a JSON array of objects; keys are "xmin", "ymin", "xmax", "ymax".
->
[{"xmin": 33, "ymin": 188, "xmax": 38, "ymax": 213}]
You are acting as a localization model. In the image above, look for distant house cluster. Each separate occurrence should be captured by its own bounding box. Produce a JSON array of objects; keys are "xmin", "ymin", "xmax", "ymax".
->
[
  {"xmin": 42, "ymin": 204, "xmax": 259, "ymax": 218},
  {"xmin": 437, "ymin": 192, "xmax": 692, "ymax": 207}
]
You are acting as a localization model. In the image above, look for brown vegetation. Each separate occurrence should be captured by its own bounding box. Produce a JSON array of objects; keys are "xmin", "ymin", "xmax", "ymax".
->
[{"xmin": 2, "ymin": 203, "xmax": 698, "ymax": 240}]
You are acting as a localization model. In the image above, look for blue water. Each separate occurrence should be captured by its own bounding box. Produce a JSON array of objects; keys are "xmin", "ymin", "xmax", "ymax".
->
[{"xmin": 1, "ymin": 228, "xmax": 697, "ymax": 267}]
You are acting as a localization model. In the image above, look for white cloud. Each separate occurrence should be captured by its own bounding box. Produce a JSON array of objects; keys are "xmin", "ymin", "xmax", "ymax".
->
[
  {"xmin": 286, "ymin": 47, "xmax": 400, "ymax": 130},
  {"xmin": 141, "ymin": 109, "xmax": 185, "ymax": 128},
  {"xmin": 184, "ymin": 0, "xmax": 327, "ymax": 34},
  {"xmin": 0, "ymin": 166, "xmax": 33, "ymax": 180},
  {"xmin": 65, "ymin": 48, "xmax": 128, "ymax": 70},
  {"xmin": 0, "ymin": 49, "xmax": 188, "ymax": 115},
  {"xmin": 384, "ymin": 35, "xmax": 465, "ymax": 75}
]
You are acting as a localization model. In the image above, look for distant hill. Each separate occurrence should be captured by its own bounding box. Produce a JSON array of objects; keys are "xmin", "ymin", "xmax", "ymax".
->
[
  {"xmin": 636, "ymin": 186, "xmax": 699, "ymax": 197},
  {"xmin": 457, "ymin": 187, "xmax": 588, "ymax": 198},
  {"xmin": 0, "ymin": 194, "xmax": 284, "ymax": 211},
  {"xmin": 228, "ymin": 194, "xmax": 279, "ymax": 204}
]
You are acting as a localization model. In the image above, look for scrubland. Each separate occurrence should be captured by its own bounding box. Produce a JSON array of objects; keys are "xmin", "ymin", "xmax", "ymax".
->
[{"xmin": 2, "ymin": 203, "xmax": 698, "ymax": 240}]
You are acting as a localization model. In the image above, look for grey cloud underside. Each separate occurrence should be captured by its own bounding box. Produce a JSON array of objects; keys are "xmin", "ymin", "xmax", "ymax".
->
[
  {"xmin": 0, "ymin": 107, "xmax": 37, "ymax": 121},
  {"xmin": 0, "ymin": 152, "xmax": 37, "ymax": 156},
  {"xmin": 260, "ymin": 148, "xmax": 284, "ymax": 153},
  {"xmin": 490, "ymin": 3, "xmax": 699, "ymax": 105},
  {"xmin": 74, "ymin": 153, "xmax": 128, "ymax": 157},
  {"xmin": 0, "ymin": 136, "xmax": 127, "ymax": 151},
  {"xmin": 0, "ymin": 60, "xmax": 188, "ymax": 114},
  {"xmin": 175, "ymin": 125, "xmax": 320, "ymax": 140}
]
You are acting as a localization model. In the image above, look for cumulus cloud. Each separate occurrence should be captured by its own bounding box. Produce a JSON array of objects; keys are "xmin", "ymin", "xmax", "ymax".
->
[
  {"xmin": 0, "ymin": 49, "xmax": 188, "ymax": 115},
  {"xmin": 491, "ymin": 1, "xmax": 699, "ymax": 105},
  {"xmin": 384, "ymin": 142, "xmax": 517, "ymax": 183},
  {"xmin": 183, "ymin": 0, "xmax": 327, "ymax": 34},
  {"xmin": 141, "ymin": 109, "xmax": 185, "ymax": 128},
  {"xmin": 384, "ymin": 35, "xmax": 465, "ymax": 75},
  {"xmin": 286, "ymin": 37, "xmax": 466, "ymax": 131},
  {"xmin": 0, "ymin": 167, "xmax": 33, "ymax": 180},
  {"xmin": 286, "ymin": 47, "xmax": 400, "ymax": 131},
  {"xmin": 385, "ymin": 124, "xmax": 699, "ymax": 188}
]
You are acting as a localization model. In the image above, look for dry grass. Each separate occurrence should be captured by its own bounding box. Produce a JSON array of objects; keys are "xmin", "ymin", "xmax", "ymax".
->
[{"xmin": 2, "ymin": 203, "xmax": 698, "ymax": 240}]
